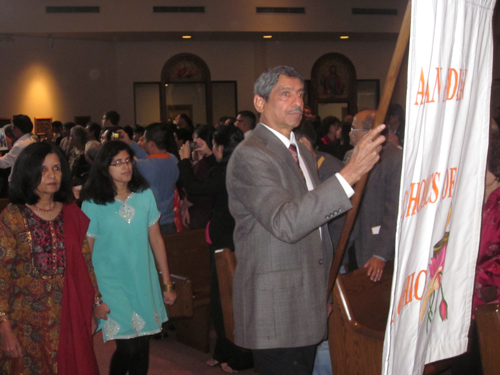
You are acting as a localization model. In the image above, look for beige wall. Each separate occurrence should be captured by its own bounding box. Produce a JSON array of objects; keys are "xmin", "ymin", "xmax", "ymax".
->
[
  {"xmin": 113, "ymin": 39, "xmax": 404, "ymax": 125},
  {"xmin": 1, "ymin": 1, "xmax": 498, "ymax": 125},
  {"xmin": 0, "ymin": 0, "xmax": 407, "ymax": 34},
  {"xmin": 0, "ymin": 36, "xmax": 116, "ymax": 124},
  {"xmin": 2, "ymin": 32, "xmax": 499, "ymax": 126}
]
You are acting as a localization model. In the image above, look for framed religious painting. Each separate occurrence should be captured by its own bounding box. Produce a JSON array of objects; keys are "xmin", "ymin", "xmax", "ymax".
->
[
  {"xmin": 34, "ymin": 117, "xmax": 52, "ymax": 136},
  {"xmin": 310, "ymin": 53, "xmax": 358, "ymax": 118}
]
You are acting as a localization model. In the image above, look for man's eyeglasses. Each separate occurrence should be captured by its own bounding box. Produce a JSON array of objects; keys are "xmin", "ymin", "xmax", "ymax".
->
[
  {"xmin": 350, "ymin": 127, "xmax": 369, "ymax": 133},
  {"xmin": 110, "ymin": 158, "xmax": 133, "ymax": 167}
]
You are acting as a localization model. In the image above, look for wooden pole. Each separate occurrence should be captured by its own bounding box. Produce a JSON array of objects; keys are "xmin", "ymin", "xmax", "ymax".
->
[{"xmin": 327, "ymin": 0, "xmax": 412, "ymax": 302}]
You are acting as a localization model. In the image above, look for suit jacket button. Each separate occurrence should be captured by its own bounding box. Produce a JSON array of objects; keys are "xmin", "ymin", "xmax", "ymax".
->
[{"xmin": 319, "ymin": 259, "xmax": 324, "ymax": 265}]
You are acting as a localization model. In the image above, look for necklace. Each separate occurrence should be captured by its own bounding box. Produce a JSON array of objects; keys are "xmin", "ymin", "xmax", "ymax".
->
[{"xmin": 33, "ymin": 202, "xmax": 57, "ymax": 213}]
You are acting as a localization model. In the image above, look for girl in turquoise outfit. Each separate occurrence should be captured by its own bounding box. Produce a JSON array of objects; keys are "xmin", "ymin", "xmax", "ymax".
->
[{"xmin": 80, "ymin": 141, "xmax": 176, "ymax": 375}]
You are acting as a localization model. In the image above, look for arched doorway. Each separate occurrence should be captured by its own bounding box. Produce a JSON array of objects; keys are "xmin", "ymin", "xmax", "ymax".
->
[{"xmin": 160, "ymin": 53, "xmax": 213, "ymax": 126}]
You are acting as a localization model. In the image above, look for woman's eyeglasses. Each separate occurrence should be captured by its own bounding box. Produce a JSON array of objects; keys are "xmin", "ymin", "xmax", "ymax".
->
[{"xmin": 110, "ymin": 158, "xmax": 133, "ymax": 167}]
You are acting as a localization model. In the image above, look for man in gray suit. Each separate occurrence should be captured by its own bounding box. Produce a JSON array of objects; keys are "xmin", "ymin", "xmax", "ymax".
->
[
  {"xmin": 349, "ymin": 110, "xmax": 403, "ymax": 282},
  {"xmin": 226, "ymin": 66, "xmax": 385, "ymax": 374}
]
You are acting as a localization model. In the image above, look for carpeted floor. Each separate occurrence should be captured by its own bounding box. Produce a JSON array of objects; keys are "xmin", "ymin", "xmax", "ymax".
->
[{"xmin": 93, "ymin": 330, "xmax": 255, "ymax": 375}]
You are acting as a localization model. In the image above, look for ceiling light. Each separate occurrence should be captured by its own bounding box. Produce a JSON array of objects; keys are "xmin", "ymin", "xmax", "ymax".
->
[
  {"xmin": 340, "ymin": 35, "xmax": 349, "ymax": 39},
  {"xmin": 263, "ymin": 35, "xmax": 272, "ymax": 39},
  {"xmin": 182, "ymin": 35, "xmax": 191, "ymax": 39}
]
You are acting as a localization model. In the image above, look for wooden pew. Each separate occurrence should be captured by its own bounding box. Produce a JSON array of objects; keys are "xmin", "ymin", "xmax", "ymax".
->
[
  {"xmin": 162, "ymin": 229, "xmax": 211, "ymax": 353},
  {"xmin": 214, "ymin": 248, "xmax": 257, "ymax": 373},
  {"xmin": 329, "ymin": 263, "xmax": 393, "ymax": 374},
  {"xmin": 329, "ymin": 263, "xmax": 452, "ymax": 375},
  {"xmin": 476, "ymin": 303, "xmax": 500, "ymax": 375},
  {"xmin": 214, "ymin": 247, "xmax": 236, "ymax": 343}
]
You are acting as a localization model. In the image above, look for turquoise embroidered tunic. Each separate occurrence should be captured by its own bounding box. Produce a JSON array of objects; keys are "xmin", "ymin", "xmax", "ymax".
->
[{"xmin": 82, "ymin": 189, "xmax": 167, "ymax": 342}]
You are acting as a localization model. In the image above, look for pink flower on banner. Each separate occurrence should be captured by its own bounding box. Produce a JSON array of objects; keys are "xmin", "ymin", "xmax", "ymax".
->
[
  {"xmin": 429, "ymin": 243, "xmax": 446, "ymax": 285},
  {"xmin": 420, "ymin": 231, "xmax": 450, "ymax": 328},
  {"xmin": 440, "ymin": 299, "xmax": 448, "ymax": 321}
]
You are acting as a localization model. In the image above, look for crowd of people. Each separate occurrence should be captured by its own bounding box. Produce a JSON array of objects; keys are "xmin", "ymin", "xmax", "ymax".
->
[{"xmin": 0, "ymin": 65, "xmax": 498, "ymax": 375}]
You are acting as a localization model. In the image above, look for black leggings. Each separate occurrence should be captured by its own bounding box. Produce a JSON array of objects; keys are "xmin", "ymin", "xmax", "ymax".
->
[{"xmin": 109, "ymin": 335, "xmax": 151, "ymax": 375}]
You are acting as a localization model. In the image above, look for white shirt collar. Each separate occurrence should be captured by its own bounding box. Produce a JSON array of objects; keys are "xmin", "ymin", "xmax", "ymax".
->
[{"xmin": 260, "ymin": 123, "xmax": 301, "ymax": 158}]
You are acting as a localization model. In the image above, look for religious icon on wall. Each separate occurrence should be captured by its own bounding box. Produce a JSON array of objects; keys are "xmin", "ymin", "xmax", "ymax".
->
[
  {"xmin": 34, "ymin": 117, "xmax": 52, "ymax": 136},
  {"xmin": 317, "ymin": 58, "xmax": 350, "ymax": 100},
  {"xmin": 310, "ymin": 52, "xmax": 357, "ymax": 116},
  {"xmin": 320, "ymin": 64, "xmax": 345, "ymax": 97},
  {"xmin": 163, "ymin": 54, "xmax": 207, "ymax": 82}
]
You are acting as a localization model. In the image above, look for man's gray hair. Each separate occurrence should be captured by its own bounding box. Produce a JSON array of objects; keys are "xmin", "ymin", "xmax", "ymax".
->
[{"xmin": 254, "ymin": 66, "xmax": 305, "ymax": 101}]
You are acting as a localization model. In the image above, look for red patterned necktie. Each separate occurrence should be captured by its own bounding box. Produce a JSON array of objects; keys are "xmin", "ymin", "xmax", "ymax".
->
[{"xmin": 289, "ymin": 143, "xmax": 300, "ymax": 167}]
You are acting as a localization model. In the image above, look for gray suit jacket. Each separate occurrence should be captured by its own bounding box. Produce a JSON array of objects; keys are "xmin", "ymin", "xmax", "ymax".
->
[
  {"xmin": 352, "ymin": 142, "xmax": 403, "ymax": 267},
  {"xmin": 226, "ymin": 123, "xmax": 352, "ymax": 350}
]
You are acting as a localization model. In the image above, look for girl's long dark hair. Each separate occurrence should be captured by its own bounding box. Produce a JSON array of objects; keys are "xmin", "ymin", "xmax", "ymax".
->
[
  {"xmin": 80, "ymin": 141, "xmax": 148, "ymax": 205},
  {"xmin": 213, "ymin": 124, "xmax": 244, "ymax": 163}
]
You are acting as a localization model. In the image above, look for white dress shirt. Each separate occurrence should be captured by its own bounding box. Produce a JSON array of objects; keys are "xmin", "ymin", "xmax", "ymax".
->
[{"xmin": 0, "ymin": 133, "xmax": 37, "ymax": 180}]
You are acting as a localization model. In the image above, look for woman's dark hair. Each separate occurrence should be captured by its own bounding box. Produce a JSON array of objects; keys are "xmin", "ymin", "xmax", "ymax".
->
[
  {"xmin": 174, "ymin": 127, "xmax": 193, "ymax": 144},
  {"xmin": 319, "ymin": 116, "xmax": 340, "ymax": 138},
  {"xmin": 213, "ymin": 125, "xmax": 244, "ymax": 163},
  {"xmin": 134, "ymin": 125, "xmax": 145, "ymax": 137},
  {"xmin": 194, "ymin": 124, "xmax": 215, "ymax": 149},
  {"xmin": 123, "ymin": 125, "xmax": 134, "ymax": 140},
  {"xmin": 80, "ymin": 141, "xmax": 148, "ymax": 205},
  {"xmin": 9, "ymin": 142, "xmax": 73, "ymax": 205},
  {"xmin": 339, "ymin": 121, "xmax": 352, "ymax": 146}
]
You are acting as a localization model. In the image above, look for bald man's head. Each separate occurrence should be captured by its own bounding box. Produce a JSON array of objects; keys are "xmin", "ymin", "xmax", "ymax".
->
[{"xmin": 350, "ymin": 110, "xmax": 376, "ymax": 146}]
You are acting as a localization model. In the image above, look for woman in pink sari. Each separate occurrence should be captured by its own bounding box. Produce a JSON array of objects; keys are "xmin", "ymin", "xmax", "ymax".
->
[{"xmin": 452, "ymin": 136, "xmax": 500, "ymax": 375}]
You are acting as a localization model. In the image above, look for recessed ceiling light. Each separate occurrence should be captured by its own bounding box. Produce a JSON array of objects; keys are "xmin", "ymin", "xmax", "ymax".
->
[
  {"xmin": 340, "ymin": 35, "xmax": 349, "ymax": 39},
  {"xmin": 263, "ymin": 35, "xmax": 272, "ymax": 39},
  {"xmin": 182, "ymin": 35, "xmax": 192, "ymax": 39},
  {"xmin": 165, "ymin": 84, "xmax": 169, "ymax": 87}
]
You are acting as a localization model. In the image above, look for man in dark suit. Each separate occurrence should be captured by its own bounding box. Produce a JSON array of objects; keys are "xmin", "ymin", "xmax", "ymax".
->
[
  {"xmin": 349, "ymin": 110, "xmax": 403, "ymax": 282},
  {"xmin": 226, "ymin": 66, "xmax": 385, "ymax": 374}
]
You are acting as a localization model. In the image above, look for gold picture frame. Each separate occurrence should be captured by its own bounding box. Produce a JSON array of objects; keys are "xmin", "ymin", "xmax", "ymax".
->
[{"xmin": 34, "ymin": 117, "xmax": 52, "ymax": 136}]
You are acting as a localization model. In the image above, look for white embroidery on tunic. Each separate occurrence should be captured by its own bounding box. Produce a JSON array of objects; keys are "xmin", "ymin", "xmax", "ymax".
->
[
  {"xmin": 132, "ymin": 312, "xmax": 145, "ymax": 334},
  {"xmin": 154, "ymin": 309, "xmax": 160, "ymax": 327},
  {"xmin": 116, "ymin": 193, "xmax": 135, "ymax": 223},
  {"xmin": 103, "ymin": 317, "xmax": 120, "ymax": 340}
]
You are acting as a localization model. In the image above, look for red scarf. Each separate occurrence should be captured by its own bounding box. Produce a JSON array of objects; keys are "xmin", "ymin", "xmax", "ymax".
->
[{"xmin": 57, "ymin": 202, "xmax": 99, "ymax": 375}]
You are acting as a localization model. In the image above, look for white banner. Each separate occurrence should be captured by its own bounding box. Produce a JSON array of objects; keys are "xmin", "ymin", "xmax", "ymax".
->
[{"xmin": 382, "ymin": 1, "xmax": 496, "ymax": 374}]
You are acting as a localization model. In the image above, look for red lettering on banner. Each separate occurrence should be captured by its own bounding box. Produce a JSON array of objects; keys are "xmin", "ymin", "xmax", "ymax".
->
[
  {"xmin": 393, "ymin": 269, "xmax": 428, "ymax": 323},
  {"xmin": 430, "ymin": 173, "xmax": 440, "ymax": 203},
  {"xmin": 457, "ymin": 69, "xmax": 467, "ymax": 100},
  {"xmin": 414, "ymin": 69, "xmax": 426, "ymax": 105},
  {"xmin": 414, "ymin": 270, "xmax": 427, "ymax": 300},
  {"xmin": 446, "ymin": 69, "xmax": 458, "ymax": 101},
  {"xmin": 406, "ymin": 182, "xmax": 420, "ymax": 217},
  {"xmin": 403, "ymin": 168, "xmax": 457, "ymax": 219},
  {"xmin": 414, "ymin": 67, "xmax": 467, "ymax": 105}
]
